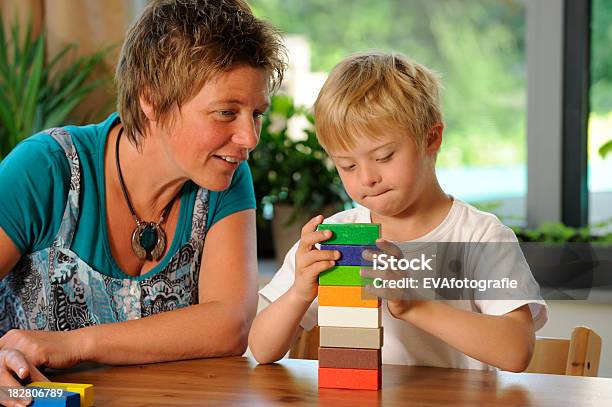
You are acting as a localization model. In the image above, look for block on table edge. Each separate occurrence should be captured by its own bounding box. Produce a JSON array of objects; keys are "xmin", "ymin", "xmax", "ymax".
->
[
  {"xmin": 318, "ymin": 367, "xmax": 381, "ymax": 390},
  {"xmin": 29, "ymin": 382, "xmax": 94, "ymax": 407}
]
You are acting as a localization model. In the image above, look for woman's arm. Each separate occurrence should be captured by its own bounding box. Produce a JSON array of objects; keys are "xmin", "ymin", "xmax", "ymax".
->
[
  {"xmin": 80, "ymin": 208, "xmax": 259, "ymax": 363},
  {"xmin": 0, "ymin": 209, "xmax": 258, "ymax": 366},
  {"xmin": 0, "ymin": 227, "xmax": 21, "ymax": 280},
  {"xmin": 392, "ymin": 301, "xmax": 535, "ymax": 372}
]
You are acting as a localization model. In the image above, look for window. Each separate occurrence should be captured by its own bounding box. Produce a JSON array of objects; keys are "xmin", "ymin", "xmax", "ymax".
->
[
  {"xmin": 589, "ymin": 0, "xmax": 612, "ymax": 233},
  {"xmin": 251, "ymin": 0, "xmax": 528, "ymax": 225}
]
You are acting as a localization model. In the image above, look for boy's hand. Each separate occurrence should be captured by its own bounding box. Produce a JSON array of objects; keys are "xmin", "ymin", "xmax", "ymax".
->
[
  {"xmin": 290, "ymin": 215, "xmax": 340, "ymax": 303},
  {"xmin": 361, "ymin": 239, "xmax": 436, "ymax": 319}
]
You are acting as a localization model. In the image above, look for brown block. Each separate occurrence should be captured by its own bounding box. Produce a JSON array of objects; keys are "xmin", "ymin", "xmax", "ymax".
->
[
  {"xmin": 318, "ymin": 367, "xmax": 381, "ymax": 390},
  {"xmin": 319, "ymin": 347, "xmax": 381, "ymax": 370},
  {"xmin": 319, "ymin": 326, "xmax": 383, "ymax": 349}
]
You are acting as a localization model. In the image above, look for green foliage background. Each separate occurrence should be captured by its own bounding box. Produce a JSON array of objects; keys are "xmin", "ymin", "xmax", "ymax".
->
[{"xmin": 250, "ymin": 0, "xmax": 612, "ymax": 168}]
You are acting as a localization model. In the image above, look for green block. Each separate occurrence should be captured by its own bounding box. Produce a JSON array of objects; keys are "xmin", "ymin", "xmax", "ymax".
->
[
  {"xmin": 319, "ymin": 266, "xmax": 373, "ymax": 286},
  {"xmin": 317, "ymin": 223, "xmax": 380, "ymax": 245}
]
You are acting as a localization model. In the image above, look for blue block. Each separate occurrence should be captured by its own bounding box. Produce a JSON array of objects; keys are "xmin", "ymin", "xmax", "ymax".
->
[
  {"xmin": 30, "ymin": 389, "xmax": 80, "ymax": 407},
  {"xmin": 320, "ymin": 244, "xmax": 376, "ymax": 266}
]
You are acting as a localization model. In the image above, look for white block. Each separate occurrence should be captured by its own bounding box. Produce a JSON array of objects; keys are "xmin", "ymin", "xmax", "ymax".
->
[{"xmin": 318, "ymin": 306, "xmax": 381, "ymax": 328}]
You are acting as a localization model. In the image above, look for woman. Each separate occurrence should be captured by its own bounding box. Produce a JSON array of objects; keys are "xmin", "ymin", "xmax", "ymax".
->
[{"xmin": 0, "ymin": 0, "xmax": 285, "ymax": 391}]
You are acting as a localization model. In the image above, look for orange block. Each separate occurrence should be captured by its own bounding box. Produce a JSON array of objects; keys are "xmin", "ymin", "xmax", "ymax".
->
[
  {"xmin": 318, "ymin": 286, "xmax": 380, "ymax": 308},
  {"xmin": 318, "ymin": 367, "xmax": 382, "ymax": 390}
]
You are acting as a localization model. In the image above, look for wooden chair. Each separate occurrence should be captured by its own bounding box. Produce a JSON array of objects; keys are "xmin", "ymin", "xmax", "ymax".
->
[
  {"xmin": 525, "ymin": 326, "xmax": 602, "ymax": 376},
  {"xmin": 290, "ymin": 325, "xmax": 603, "ymax": 377},
  {"xmin": 289, "ymin": 326, "xmax": 319, "ymax": 360}
]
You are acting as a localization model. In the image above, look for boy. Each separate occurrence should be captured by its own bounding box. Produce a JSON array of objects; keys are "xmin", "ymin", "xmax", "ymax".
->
[{"xmin": 249, "ymin": 52, "xmax": 547, "ymax": 371}]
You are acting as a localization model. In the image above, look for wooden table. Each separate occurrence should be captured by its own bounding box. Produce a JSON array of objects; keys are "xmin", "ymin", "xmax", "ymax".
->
[{"xmin": 50, "ymin": 357, "xmax": 612, "ymax": 406}]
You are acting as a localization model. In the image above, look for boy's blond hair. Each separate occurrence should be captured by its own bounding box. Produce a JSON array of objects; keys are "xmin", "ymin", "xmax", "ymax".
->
[
  {"xmin": 116, "ymin": 0, "xmax": 286, "ymax": 146},
  {"xmin": 314, "ymin": 51, "xmax": 442, "ymax": 153}
]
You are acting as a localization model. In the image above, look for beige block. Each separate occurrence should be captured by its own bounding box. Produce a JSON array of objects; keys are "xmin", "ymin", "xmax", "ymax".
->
[{"xmin": 319, "ymin": 326, "xmax": 383, "ymax": 349}]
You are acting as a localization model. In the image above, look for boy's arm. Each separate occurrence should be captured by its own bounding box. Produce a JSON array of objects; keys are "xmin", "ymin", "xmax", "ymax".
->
[
  {"xmin": 394, "ymin": 301, "xmax": 535, "ymax": 372},
  {"xmin": 248, "ymin": 291, "xmax": 307, "ymax": 363},
  {"xmin": 249, "ymin": 215, "xmax": 339, "ymax": 364}
]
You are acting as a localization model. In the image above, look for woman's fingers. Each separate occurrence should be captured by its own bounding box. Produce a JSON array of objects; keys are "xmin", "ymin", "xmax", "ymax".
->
[
  {"xmin": 0, "ymin": 350, "xmax": 34, "ymax": 407},
  {"xmin": 27, "ymin": 364, "xmax": 48, "ymax": 382}
]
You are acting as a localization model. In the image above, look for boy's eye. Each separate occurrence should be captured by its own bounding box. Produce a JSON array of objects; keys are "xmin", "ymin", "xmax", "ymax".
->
[
  {"xmin": 376, "ymin": 153, "xmax": 394, "ymax": 162},
  {"xmin": 340, "ymin": 164, "xmax": 356, "ymax": 171}
]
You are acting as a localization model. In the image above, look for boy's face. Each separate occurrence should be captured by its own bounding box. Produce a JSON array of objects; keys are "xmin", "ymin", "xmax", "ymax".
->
[{"xmin": 329, "ymin": 130, "xmax": 438, "ymax": 217}]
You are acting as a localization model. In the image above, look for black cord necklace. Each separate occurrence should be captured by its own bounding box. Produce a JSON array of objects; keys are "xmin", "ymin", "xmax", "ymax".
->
[{"xmin": 115, "ymin": 128, "xmax": 173, "ymax": 261}]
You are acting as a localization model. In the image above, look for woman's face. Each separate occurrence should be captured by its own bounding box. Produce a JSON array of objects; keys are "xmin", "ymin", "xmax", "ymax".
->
[{"xmin": 156, "ymin": 65, "xmax": 270, "ymax": 191}]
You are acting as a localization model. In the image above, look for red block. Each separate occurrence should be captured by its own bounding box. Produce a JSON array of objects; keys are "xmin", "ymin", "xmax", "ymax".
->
[{"xmin": 318, "ymin": 367, "xmax": 381, "ymax": 390}]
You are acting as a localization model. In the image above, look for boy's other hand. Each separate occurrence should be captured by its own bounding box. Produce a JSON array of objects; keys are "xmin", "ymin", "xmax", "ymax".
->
[
  {"xmin": 290, "ymin": 215, "xmax": 340, "ymax": 303},
  {"xmin": 361, "ymin": 239, "xmax": 436, "ymax": 319}
]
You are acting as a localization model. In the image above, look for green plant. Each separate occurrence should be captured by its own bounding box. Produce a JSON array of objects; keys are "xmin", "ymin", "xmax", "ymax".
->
[
  {"xmin": 0, "ymin": 15, "xmax": 110, "ymax": 160},
  {"xmin": 600, "ymin": 139, "xmax": 612, "ymax": 158},
  {"xmin": 249, "ymin": 95, "xmax": 351, "ymax": 224},
  {"xmin": 512, "ymin": 220, "xmax": 612, "ymax": 243}
]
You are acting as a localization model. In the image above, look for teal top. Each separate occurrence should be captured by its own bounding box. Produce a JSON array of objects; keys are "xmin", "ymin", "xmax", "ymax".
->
[{"xmin": 0, "ymin": 113, "xmax": 256, "ymax": 278}]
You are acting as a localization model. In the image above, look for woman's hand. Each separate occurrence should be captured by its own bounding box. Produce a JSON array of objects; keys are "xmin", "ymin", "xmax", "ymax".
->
[
  {"xmin": 0, "ymin": 348, "xmax": 49, "ymax": 407},
  {"xmin": 289, "ymin": 215, "xmax": 340, "ymax": 303},
  {"xmin": 0, "ymin": 330, "xmax": 83, "ymax": 372}
]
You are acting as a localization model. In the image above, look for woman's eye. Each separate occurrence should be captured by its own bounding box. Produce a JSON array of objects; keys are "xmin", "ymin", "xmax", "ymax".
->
[
  {"xmin": 254, "ymin": 111, "xmax": 265, "ymax": 120},
  {"xmin": 218, "ymin": 110, "xmax": 235, "ymax": 118}
]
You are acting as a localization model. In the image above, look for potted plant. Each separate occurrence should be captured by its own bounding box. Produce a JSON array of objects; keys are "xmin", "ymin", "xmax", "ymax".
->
[
  {"xmin": 0, "ymin": 14, "xmax": 110, "ymax": 159},
  {"xmin": 249, "ymin": 95, "xmax": 351, "ymax": 265},
  {"xmin": 511, "ymin": 221, "xmax": 612, "ymax": 299},
  {"xmin": 600, "ymin": 139, "xmax": 612, "ymax": 159}
]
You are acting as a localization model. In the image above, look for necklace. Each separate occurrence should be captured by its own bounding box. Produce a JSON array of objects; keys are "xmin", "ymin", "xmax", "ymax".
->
[{"xmin": 115, "ymin": 128, "xmax": 173, "ymax": 260}]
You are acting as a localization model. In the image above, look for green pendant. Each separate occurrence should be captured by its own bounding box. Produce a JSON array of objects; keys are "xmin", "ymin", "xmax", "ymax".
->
[
  {"xmin": 131, "ymin": 222, "xmax": 167, "ymax": 261},
  {"xmin": 139, "ymin": 225, "xmax": 158, "ymax": 251}
]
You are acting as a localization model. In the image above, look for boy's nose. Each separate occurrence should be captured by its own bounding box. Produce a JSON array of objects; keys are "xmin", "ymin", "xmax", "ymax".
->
[{"xmin": 360, "ymin": 167, "xmax": 381, "ymax": 187}]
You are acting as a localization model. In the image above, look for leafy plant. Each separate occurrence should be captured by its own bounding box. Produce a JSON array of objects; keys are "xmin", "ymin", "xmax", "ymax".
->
[
  {"xmin": 0, "ymin": 15, "xmax": 110, "ymax": 160},
  {"xmin": 249, "ymin": 95, "xmax": 351, "ymax": 224},
  {"xmin": 512, "ymin": 220, "xmax": 612, "ymax": 243},
  {"xmin": 600, "ymin": 139, "xmax": 612, "ymax": 158}
]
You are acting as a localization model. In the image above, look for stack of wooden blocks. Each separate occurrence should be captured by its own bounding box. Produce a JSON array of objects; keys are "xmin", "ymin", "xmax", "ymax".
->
[{"xmin": 317, "ymin": 223, "xmax": 383, "ymax": 390}]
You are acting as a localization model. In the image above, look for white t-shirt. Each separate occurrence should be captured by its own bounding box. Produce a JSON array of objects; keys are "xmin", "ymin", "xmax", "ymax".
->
[{"xmin": 260, "ymin": 199, "xmax": 548, "ymax": 369}]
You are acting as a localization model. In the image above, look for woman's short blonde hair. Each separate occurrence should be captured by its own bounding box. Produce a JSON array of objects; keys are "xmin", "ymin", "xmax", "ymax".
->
[
  {"xmin": 116, "ymin": 0, "xmax": 286, "ymax": 145},
  {"xmin": 314, "ymin": 51, "xmax": 442, "ymax": 153}
]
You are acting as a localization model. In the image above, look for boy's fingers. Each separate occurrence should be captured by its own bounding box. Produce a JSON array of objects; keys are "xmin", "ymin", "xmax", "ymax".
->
[
  {"xmin": 302, "ymin": 249, "xmax": 339, "ymax": 267},
  {"xmin": 360, "ymin": 267, "xmax": 382, "ymax": 279},
  {"xmin": 304, "ymin": 261, "xmax": 336, "ymax": 279},
  {"xmin": 361, "ymin": 249, "xmax": 381, "ymax": 262},
  {"xmin": 376, "ymin": 239, "xmax": 403, "ymax": 258},
  {"xmin": 299, "ymin": 230, "xmax": 332, "ymax": 253},
  {"xmin": 300, "ymin": 215, "xmax": 324, "ymax": 236}
]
